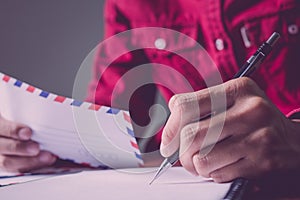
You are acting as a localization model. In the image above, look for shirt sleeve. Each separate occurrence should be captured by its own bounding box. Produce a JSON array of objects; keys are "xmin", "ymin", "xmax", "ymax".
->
[{"xmin": 287, "ymin": 108, "xmax": 300, "ymax": 119}]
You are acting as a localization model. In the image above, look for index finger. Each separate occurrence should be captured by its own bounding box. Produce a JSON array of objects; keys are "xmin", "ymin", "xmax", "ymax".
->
[{"xmin": 160, "ymin": 79, "xmax": 245, "ymax": 157}]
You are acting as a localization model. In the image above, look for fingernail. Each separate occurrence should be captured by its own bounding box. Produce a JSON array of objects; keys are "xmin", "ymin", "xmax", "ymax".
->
[
  {"xmin": 18, "ymin": 128, "xmax": 31, "ymax": 140},
  {"xmin": 159, "ymin": 142, "xmax": 166, "ymax": 154},
  {"xmin": 160, "ymin": 142, "xmax": 165, "ymax": 150},
  {"xmin": 27, "ymin": 143, "xmax": 39, "ymax": 155},
  {"xmin": 39, "ymin": 152, "xmax": 55, "ymax": 163},
  {"xmin": 161, "ymin": 129, "xmax": 168, "ymax": 145},
  {"xmin": 210, "ymin": 173, "xmax": 218, "ymax": 181},
  {"xmin": 160, "ymin": 142, "xmax": 170, "ymax": 157}
]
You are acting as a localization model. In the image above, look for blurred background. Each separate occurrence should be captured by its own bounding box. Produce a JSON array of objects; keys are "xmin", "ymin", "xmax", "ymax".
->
[{"xmin": 0, "ymin": 0, "xmax": 104, "ymax": 99}]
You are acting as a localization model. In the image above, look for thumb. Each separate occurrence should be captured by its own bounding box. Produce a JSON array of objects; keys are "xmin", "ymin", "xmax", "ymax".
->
[
  {"xmin": 160, "ymin": 126, "xmax": 180, "ymax": 157},
  {"xmin": 160, "ymin": 95, "xmax": 183, "ymax": 157},
  {"xmin": 0, "ymin": 115, "xmax": 32, "ymax": 140}
]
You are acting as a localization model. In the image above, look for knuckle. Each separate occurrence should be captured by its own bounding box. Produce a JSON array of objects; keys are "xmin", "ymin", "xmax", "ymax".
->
[
  {"xmin": 1, "ymin": 121, "xmax": 18, "ymax": 138},
  {"xmin": 198, "ymin": 156, "xmax": 210, "ymax": 169},
  {"xmin": 225, "ymin": 80, "xmax": 239, "ymax": 100},
  {"xmin": 238, "ymin": 77, "xmax": 256, "ymax": 91},
  {"xmin": 230, "ymin": 77, "xmax": 257, "ymax": 97},
  {"xmin": 198, "ymin": 170, "xmax": 209, "ymax": 178},
  {"xmin": 251, "ymin": 131, "xmax": 273, "ymax": 158},
  {"xmin": 253, "ymin": 97, "xmax": 272, "ymax": 119},
  {"xmin": 236, "ymin": 78, "xmax": 267, "ymax": 101},
  {"xmin": 211, "ymin": 172, "xmax": 226, "ymax": 183},
  {"xmin": 180, "ymin": 124, "xmax": 198, "ymax": 142},
  {"xmin": 9, "ymin": 123, "xmax": 19, "ymax": 135},
  {"xmin": 169, "ymin": 94, "xmax": 183, "ymax": 110},
  {"xmin": 261, "ymin": 158, "xmax": 275, "ymax": 173},
  {"xmin": 194, "ymin": 155, "xmax": 211, "ymax": 177},
  {"xmin": 259, "ymin": 128, "xmax": 274, "ymax": 147},
  {"xmin": 6, "ymin": 141, "xmax": 18, "ymax": 153},
  {"xmin": 180, "ymin": 155, "xmax": 194, "ymax": 174},
  {"xmin": 169, "ymin": 94, "xmax": 189, "ymax": 113},
  {"xmin": 243, "ymin": 97, "xmax": 271, "ymax": 122},
  {"xmin": 251, "ymin": 97, "xmax": 269, "ymax": 114},
  {"xmin": 180, "ymin": 124, "xmax": 200, "ymax": 156}
]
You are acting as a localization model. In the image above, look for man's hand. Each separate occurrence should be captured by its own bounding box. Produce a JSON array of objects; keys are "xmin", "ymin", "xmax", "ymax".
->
[
  {"xmin": 0, "ymin": 116, "xmax": 57, "ymax": 172},
  {"xmin": 160, "ymin": 77, "xmax": 300, "ymax": 182}
]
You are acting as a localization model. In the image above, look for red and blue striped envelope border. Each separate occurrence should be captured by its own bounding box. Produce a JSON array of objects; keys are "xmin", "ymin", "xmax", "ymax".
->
[{"xmin": 0, "ymin": 72, "xmax": 144, "ymax": 167}]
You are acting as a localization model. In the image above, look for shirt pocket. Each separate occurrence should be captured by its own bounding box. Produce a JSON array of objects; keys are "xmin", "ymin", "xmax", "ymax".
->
[
  {"xmin": 240, "ymin": 0, "xmax": 300, "ymax": 89},
  {"xmin": 129, "ymin": 22, "xmax": 200, "ymax": 61},
  {"xmin": 237, "ymin": 0, "xmax": 300, "ymax": 113},
  {"xmin": 128, "ymin": 22, "xmax": 217, "ymax": 93},
  {"xmin": 243, "ymin": 0, "xmax": 299, "ymax": 49}
]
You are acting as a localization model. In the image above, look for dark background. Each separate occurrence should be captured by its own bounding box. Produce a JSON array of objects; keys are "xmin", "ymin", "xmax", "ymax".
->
[{"xmin": 0, "ymin": 0, "xmax": 104, "ymax": 99}]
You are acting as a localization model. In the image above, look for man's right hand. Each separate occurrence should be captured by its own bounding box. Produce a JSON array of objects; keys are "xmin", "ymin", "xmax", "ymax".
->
[{"xmin": 0, "ymin": 115, "xmax": 57, "ymax": 172}]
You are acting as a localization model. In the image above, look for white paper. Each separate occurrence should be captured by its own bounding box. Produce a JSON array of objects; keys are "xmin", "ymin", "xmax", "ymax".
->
[
  {"xmin": 0, "ymin": 167, "xmax": 231, "ymax": 200},
  {"xmin": 0, "ymin": 72, "xmax": 143, "ymax": 168},
  {"xmin": 0, "ymin": 174, "xmax": 58, "ymax": 186}
]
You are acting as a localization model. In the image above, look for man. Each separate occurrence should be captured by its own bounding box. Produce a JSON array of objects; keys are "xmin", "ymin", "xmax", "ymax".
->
[
  {"xmin": 1, "ymin": 0, "xmax": 300, "ymax": 184},
  {"xmin": 87, "ymin": 0, "xmax": 300, "ymax": 183}
]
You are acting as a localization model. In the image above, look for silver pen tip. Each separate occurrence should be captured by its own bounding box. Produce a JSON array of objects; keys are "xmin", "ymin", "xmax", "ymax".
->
[
  {"xmin": 149, "ymin": 166, "xmax": 164, "ymax": 185},
  {"xmin": 149, "ymin": 160, "xmax": 172, "ymax": 185},
  {"xmin": 149, "ymin": 175, "xmax": 157, "ymax": 185}
]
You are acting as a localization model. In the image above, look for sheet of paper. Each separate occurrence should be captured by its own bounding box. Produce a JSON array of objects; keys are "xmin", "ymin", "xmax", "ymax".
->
[
  {"xmin": 0, "ymin": 72, "xmax": 143, "ymax": 168},
  {"xmin": 0, "ymin": 174, "xmax": 58, "ymax": 187},
  {"xmin": 0, "ymin": 167, "xmax": 232, "ymax": 200},
  {"xmin": 0, "ymin": 165, "xmax": 95, "ymax": 186}
]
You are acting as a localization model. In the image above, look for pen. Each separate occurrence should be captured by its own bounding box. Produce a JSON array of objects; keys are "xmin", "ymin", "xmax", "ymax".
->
[{"xmin": 149, "ymin": 32, "xmax": 281, "ymax": 185}]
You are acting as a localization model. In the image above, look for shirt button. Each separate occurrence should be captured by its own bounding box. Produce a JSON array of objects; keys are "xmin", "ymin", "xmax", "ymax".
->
[
  {"xmin": 288, "ymin": 24, "xmax": 299, "ymax": 35},
  {"xmin": 154, "ymin": 38, "xmax": 167, "ymax": 50},
  {"xmin": 215, "ymin": 38, "xmax": 225, "ymax": 51}
]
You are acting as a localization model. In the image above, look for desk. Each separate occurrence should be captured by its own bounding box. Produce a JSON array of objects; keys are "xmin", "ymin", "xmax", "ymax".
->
[
  {"xmin": 0, "ymin": 167, "xmax": 232, "ymax": 200},
  {"xmin": 1, "ymin": 167, "xmax": 300, "ymax": 200}
]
